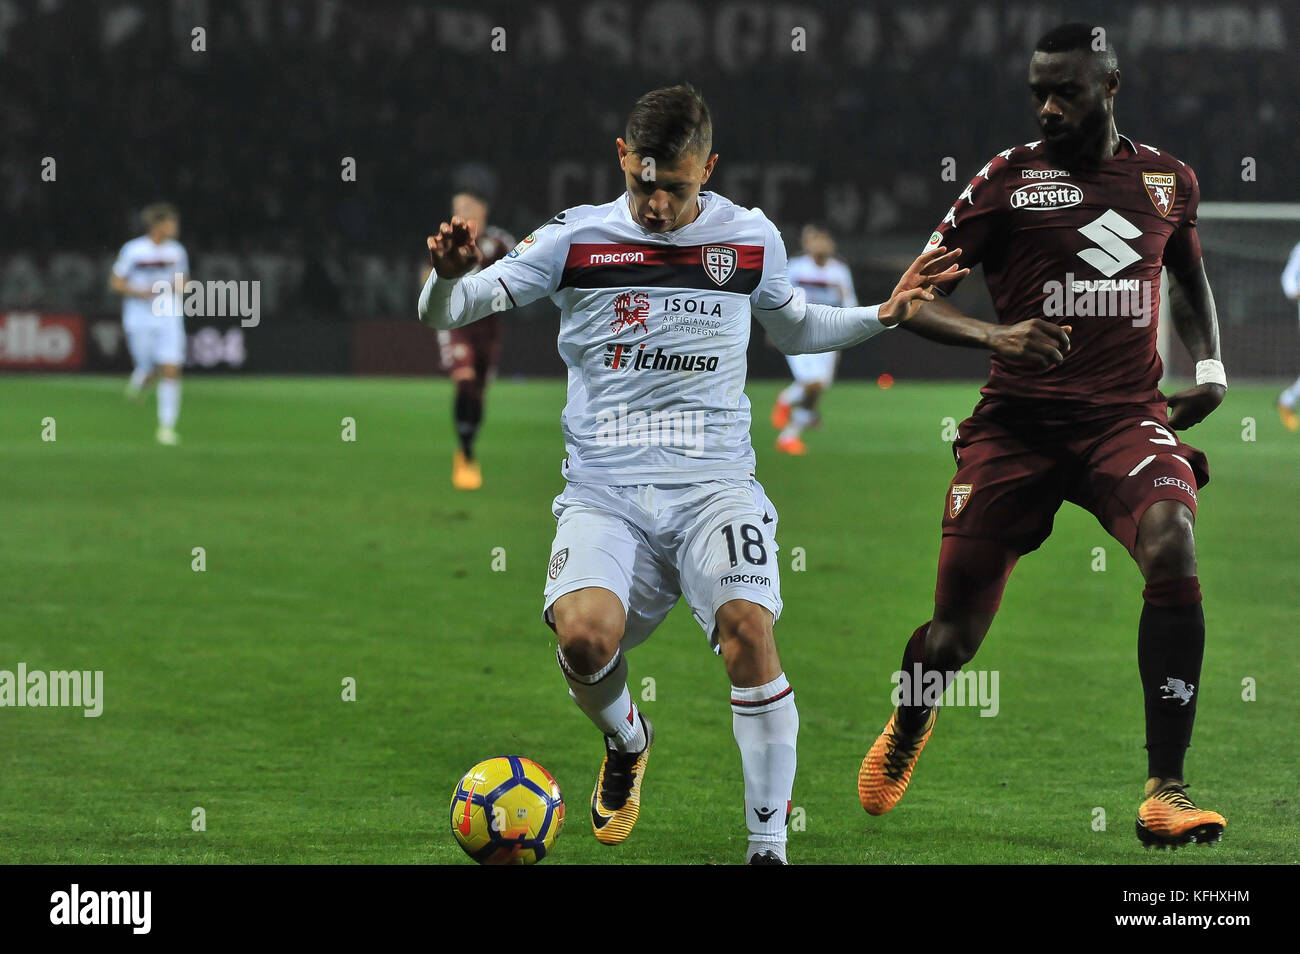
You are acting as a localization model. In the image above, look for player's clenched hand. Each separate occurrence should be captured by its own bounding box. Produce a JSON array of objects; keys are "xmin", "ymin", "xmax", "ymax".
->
[
  {"xmin": 1165, "ymin": 383, "xmax": 1225, "ymax": 431},
  {"xmin": 878, "ymin": 247, "xmax": 970, "ymax": 326},
  {"xmin": 427, "ymin": 216, "xmax": 483, "ymax": 280},
  {"xmin": 988, "ymin": 319, "xmax": 1073, "ymax": 370}
]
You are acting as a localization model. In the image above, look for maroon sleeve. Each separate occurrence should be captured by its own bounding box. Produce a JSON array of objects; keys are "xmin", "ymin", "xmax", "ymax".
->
[
  {"xmin": 1163, "ymin": 164, "xmax": 1202, "ymax": 279},
  {"xmin": 924, "ymin": 154, "xmax": 1011, "ymax": 294}
]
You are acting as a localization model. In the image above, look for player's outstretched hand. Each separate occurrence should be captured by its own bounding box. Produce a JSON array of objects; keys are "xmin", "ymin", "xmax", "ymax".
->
[
  {"xmin": 988, "ymin": 319, "xmax": 1073, "ymax": 370},
  {"xmin": 878, "ymin": 247, "xmax": 970, "ymax": 326},
  {"xmin": 1166, "ymin": 383, "xmax": 1226, "ymax": 430},
  {"xmin": 427, "ymin": 216, "xmax": 483, "ymax": 279}
]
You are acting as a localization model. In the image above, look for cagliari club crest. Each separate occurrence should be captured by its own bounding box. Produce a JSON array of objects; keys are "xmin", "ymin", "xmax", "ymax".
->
[
  {"xmin": 548, "ymin": 548, "xmax": 568, "ymax": 580},
  {"xmin": 702, "ymin": 245, "xmax": 737, "ymax": 286},
  {"xmin": 1142, "ymin": 172, "xmax": 1176, "ymax": 217},
  {"xmin": 949, "ymin": 483, "xmax": 973, "ymax": 518}
]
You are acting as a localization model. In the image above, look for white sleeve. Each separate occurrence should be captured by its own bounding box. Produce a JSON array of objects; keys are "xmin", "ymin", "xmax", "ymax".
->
[
  {"xmin": 1282, "ymin": 242, "xmax": 1300, "ymax": 300},
  {"xmin": 751, "ymin": 220, "xmax": 888, "ymax": 354},
  {"xmin": 112, "ymin": 243, "xmax": 134, "ymax": 279},
  {"xmin": 176, "ymin": 245, "xmax": 190, "ymax": 278},
  {"xmin": 756, "ymin": 295, "xmax": 888, "ymax": 354},
  {"xmin": 418, "ymin": 221, "xmax": 564, "ymax": 329},
  {"xmin": 840, "ymin": 262, "xmax": 859, "ymax": 308}
]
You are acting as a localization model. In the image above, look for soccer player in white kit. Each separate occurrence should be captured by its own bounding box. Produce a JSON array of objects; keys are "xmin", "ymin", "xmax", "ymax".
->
[
  {"xmin": 1278, "ymin": 240, "xmax": 1300, "ymax": 431},
  {"xmin": 419, "ymin": 86, "xmax": 966, "ymax": 864},
  {"xmin": 110, "ymin": 203, "xmax": 188, "ymax": 445},
  {"xmin": 771, "ymin": 224, "xmax": 858, "ymax": 454}
]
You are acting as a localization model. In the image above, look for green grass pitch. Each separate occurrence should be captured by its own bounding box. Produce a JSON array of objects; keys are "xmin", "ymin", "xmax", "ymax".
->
[{"xmin": 0, "ymin": 373, "xmax": 1295, "ymax": 865}]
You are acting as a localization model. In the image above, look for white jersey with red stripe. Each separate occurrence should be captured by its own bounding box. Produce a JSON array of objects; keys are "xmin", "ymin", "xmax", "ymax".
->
[
  {"xmin": 419, "ymin": 190, "xmax": 888, "ymax": 484},
  {"xmin": 786, "ymin": 255, "xmax": 857, "ymax": 308}
]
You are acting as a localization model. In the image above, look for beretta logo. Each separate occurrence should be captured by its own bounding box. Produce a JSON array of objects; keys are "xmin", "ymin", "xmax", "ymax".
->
[{"xmin": 1010, "ymin": 181, "xmax": 1083, "ymax": 211}]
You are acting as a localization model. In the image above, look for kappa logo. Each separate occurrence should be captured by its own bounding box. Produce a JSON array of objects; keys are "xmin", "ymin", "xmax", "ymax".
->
[
  {"xmin": 1022, "ymin": 168, "xmax": 1071, "ymax": 179},
  {"xmin": 609, "ymin": 291, "xmax": 650, "ymax": 334},
  {"xmin": 702, "ymin": 245, "xmax": 737, "ymax": 286},
  {"xmin": 1142, "ymin": 172, "xmax": 1176, "ymax": 217},
  {"xmin": 949, "ymin": 483, "xmax": 973, "ymax": 518},
  {"xmin": 548, "ymin": 548, "xmax": 568, "ymax": 580},
  {"xmin": 1153, "ymin": 475, "xmax": 1196, "ymax": 500},
  {"xmin": 1160, "ymin": 677, "xmax": 1195, "ymax": 705}
]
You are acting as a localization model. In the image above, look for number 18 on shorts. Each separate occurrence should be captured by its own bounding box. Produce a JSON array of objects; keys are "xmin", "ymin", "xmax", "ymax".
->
[{"xmin": 542, "ymin": 480, "xmax": 783, "ymax": 652}]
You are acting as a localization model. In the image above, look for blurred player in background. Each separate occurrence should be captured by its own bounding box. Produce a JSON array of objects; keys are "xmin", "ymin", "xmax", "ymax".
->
[
  {"xmin": 1277, "ymin": 239, "xmax": 1300, "ymax": 430},
  {"xmin": 770, "ymin": 224, "xmax": 858, "ymax": 455},
  {"xmin": 110, "ymin": 203, "xmax": 188, "ymax": 445},
  {"xmin": 857, "ymin": 24, "xmax": 1228, "ymax": 849},
  {"xmin": 427, "ymin": 189, "xmax": 514, "ymax": 489},
  {"xmin": 421, "ymin": 85, "xmax": 965, "ymax": 864}
]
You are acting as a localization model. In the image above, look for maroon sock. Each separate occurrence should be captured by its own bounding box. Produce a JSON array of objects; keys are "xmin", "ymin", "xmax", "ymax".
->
[
  {"xmin": 896, "ymin": 622, "xmax": 952, "ymax": 734},
  {"xmin": 1138, "ymin": 576, "xmax": 1205, "ymax": 780}
]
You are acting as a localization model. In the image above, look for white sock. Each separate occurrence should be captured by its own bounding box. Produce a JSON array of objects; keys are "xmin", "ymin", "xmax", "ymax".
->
[
  {"xmin": 129, "ymin": 366, "xmax": 152, "ymax": 390},
  {"xmin": 158, "ymin": 378, "xmax": 181, "ymax": 428},
  {"xmin": 557, "ymin": 647, "xmax": 646, "ymax": 753},
  {"xmin": 779, "ymin": 382, "xmax": 805, "ymax": 405},
  {"xmin": 1281, "ymin": 374, "xmax": 1300, "ymax": 409},
  {"xmin": 780, "ymin": 408, "xmax": 818, "ymax": 442},
  {"xmin": 732, "ymin": 673, "xmax": 798, "ymax": 862}
]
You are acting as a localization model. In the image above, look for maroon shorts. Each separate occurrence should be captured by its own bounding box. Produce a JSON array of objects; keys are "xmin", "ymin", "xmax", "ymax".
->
[
  {"xmin": 941, "ymin": 398, "xmax": 1210, "ymax": 558},
  {"xmin": 439, "ymin": 315, "xmax": 503, "ymax": 382}
]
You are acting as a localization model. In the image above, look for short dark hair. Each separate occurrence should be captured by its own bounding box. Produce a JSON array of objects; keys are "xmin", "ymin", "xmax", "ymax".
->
[
  {"xmin": 141, "ymin": 202, "xmax": 178, "ymax": 228},
  {"xmin": 451, "ymin": 162, "xmax": 497, "ymax": 208},
  {"xmin": 1034, "ymin": 22, "xmax": 1118, "ymax": 77},
  {"xmin": 624, "ymin": 84, "xmax": 713, "ymax": 162}
]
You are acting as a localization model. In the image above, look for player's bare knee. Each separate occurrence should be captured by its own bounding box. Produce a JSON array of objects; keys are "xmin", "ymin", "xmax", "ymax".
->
[
  {"xmin": 1136, "ymin": 503, "xmax": 1196, "ymax": 581},
  {"xmin": 717, "ymin": 605, "xmax": 774, "ymax": 681},
  {"xmin": 552, "ymin": 590, "xmax": 624, "ymax": 672}
]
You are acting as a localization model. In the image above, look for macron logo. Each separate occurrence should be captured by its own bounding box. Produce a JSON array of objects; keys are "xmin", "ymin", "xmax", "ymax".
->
[
  {"xmin": 589, "ymin": 251, "xmax": 645, "ymax": 265},
  {"xmin": 50, "ymin": 884, "xmax": 151, "ymax": 935}
]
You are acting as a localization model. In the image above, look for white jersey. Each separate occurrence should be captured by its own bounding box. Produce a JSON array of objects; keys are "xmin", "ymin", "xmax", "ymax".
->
[
  {"xmin": 787, "ymin": 255, "xmax": 857, "ymax": 308},
  {"xmin": 420, "ymin": 191, "xmax": 889, "ymax": 485},
  {"xmin": 113, "ymin": 235, "xmax": 189, "ymax": 325},
  {"xmin": 1283, "ymin": 241, "xmax": 1300, "ymax": 318}
]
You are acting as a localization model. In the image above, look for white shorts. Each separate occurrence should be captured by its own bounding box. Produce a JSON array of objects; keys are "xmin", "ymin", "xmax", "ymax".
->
[
  {"xmin": 125, "ymin": 316, "xmax": 186, "ymax": 369},
  {"xmin": 543, "ymin": 479, "xmax": 782, "ymax": 652},
  {"xmin": 785, "ymin": 351, "xmax": 838, "ymax": 386}
]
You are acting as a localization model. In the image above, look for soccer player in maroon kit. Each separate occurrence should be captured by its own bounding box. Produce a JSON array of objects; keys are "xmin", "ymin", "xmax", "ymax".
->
[
  {"xmin": 857, "ymin": 23, "xmax": 1228, "ymax": 848},
  {"xmin": 432, "ymin": 189, "xmax": 515, "ymax": 489}
]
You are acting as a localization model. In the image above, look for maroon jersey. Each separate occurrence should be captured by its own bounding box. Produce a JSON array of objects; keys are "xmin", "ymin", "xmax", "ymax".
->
[
  {"xmin": 477, "ymin": 225, "xmax": 514, "ymax": 270},
  {"xmin": 438, "ymin": 225, "xmax": 515, "ymax": 377},
  {"xmin": 926, "ymin": 136, "xmax": 1202, "ymax": 407}
]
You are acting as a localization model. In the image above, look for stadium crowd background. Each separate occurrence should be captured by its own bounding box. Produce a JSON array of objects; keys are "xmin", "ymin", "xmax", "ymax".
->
[{"xmin": 2, "ymin": 0, "xmax": 1296, "ymax": 378}]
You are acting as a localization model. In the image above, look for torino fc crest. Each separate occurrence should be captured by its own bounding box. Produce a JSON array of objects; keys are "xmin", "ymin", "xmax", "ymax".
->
[
  {"xmin": 949, "ymin": 483, "xmax": 973, "ymax": 518},
  {"xmin": 702, "ymin": 245, "xmax": 737, "ymax": 286},
  {"xmin": 1142, "ymin": 172, "xmax": 1176, "ymax": 217}
]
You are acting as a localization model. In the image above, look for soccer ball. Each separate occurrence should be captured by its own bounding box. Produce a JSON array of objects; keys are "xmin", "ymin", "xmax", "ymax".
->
[{"xmin": 450, "ymin": 756, "xmax": 565, "ymax": 864}]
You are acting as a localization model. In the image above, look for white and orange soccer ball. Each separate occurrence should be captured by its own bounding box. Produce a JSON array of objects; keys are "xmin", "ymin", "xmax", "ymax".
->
[{"xmin": 450, "ymin": 756, "xmax": 565, "ymax": 865}]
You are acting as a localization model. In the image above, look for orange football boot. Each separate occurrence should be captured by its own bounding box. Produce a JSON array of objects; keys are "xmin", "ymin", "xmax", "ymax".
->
[
  {"xmin": 452, "ymin": 451, "xmax": 482, "ymax": 490},
  {"xmin": 771, "ymin": 397, "xmax": 792, "ymax": 430},
  {"xmin": 859, "ymin": 707, "xmax": 937, "ymax": 815},
  {"xmin": 1136, "ymin": 779, "xmax": 1225, "ymax": 848}
]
